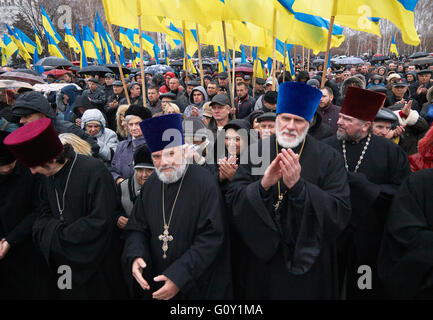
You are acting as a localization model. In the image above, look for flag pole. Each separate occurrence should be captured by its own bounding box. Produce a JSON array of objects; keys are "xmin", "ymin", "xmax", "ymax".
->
[
  {"xmin": 282, "ymin": 41, "xmax": 287, "ymax": 82},
  {"xmin": 222, "ymin": 21, "xmax": 234, "ymax": 110},
  {"xmin": 272, "ymin": 7, "xmax": 277, "ymax": 91},
  {"xmin": 321, "ymin": 0, "xmax": 338, "ymax": 88},
  {"xmin": 307, "ymin": 48, "xmax": 310, "ymax": 72},
  {"xmin": 196, "ymin": 24, "xmax": 204, "ymax": 87},
  {"xmin": 106, "ymin": 21, "xmax": 130, "ymax": 105},
  {"xmin": 138, "ymin": 14, "xmax": 146, "ymax": 106},
  {"xmin": 231, "ymin": 39, "xmax": 236, "ymax": 119},
  {"xmin": 302, "ymin": 46, "xmax": 305, "ymax": 70},
  {"xmin": 252, "ymin": 50, "xmax": 258, "ymax": 98},
  {"xmin": 182, "ymin": 20, "xmax": 189, "ymax": 82}
]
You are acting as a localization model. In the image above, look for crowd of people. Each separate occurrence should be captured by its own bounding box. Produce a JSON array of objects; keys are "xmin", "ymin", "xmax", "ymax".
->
[{"xmin": 0, "ymin": 56, "xmax": 433, "ymax": 300}]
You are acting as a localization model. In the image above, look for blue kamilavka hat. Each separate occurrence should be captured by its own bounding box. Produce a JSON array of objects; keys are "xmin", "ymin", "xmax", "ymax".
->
[
  {"xmin": 139, "ymin": 113, "xmax": 184, "ymax": 153},
  {"xmin": 276, "ymin": 82, "xmax": 323, "ymax": 122}
]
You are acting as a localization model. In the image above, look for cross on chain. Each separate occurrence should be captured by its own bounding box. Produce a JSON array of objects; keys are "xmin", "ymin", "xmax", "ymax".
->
[{"xmin": 158, "ymin": 225, "xmax": 173, "ymax": 259}]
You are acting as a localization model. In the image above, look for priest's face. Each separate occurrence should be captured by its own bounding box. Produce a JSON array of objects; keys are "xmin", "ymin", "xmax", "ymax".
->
[
  {"xmin": 0, "ymin": 161, "xmax": 16, "ymax": 176},
  {"xmin": 275, "ymin": 113, "xmax": 309, "ymax": 148},
  {"xmin": 152, "ymin": 145, "xmax": 187, "ymax": 184},
  {"xmin": 336, "ymin": 113, "xmax": 371, "ymax": 141}
]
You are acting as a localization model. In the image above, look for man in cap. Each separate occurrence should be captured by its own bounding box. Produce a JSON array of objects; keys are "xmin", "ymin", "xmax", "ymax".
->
[
  {"xmin": 324, "ymin": 87, "xmax": 411, "ymax": 299},
  {"xmin": 159, "ymin": 92, "xmax": 178, "ymax": 112},
  {"xmin": 386, "ymin": 78, "xmax": 419, "ymax": 111},
  {"xmin": 226, "ymin": 82, "xmax": 351, "ymax": 299},
  {"xmin": 120, "ymin": 82, "xmax": 143, "ymax": 106},
  {"xmin": 0, "ymin": 131, "xmax": 53, "ymax": 299},
  {"xmin": 372, "ymin": 108, "xmax": 404, "ymax": 141},
  {"xmin": 260, "ymin": 91, "xmax": 278, "ymax": 113},
  {"xmin": 411, "ymin": 70, "xmax": 433, "ymax": 109},
  {"xmin": 105, "ymin": 80, "xmax": 125, "ymax": 131},
  {"xmin": 82, "ymin": 78, "xmax": 106, "ymax": 111},
  {"xmin": 253, "ymin": 78, "xmax": 266, "ymax": 100},
  {"xmin": 146, "ymin": 86, "xmax": 162, "ymax": 116},
  {"xmin": 122, "ymin": 113, "xmax": 232, "ymax": 300},
  {"xmin": 12, "ymin": 91, "xmax": 100, "ymax": 157},
  {"xmin": 4, "ymin": 118, "xmax": 127, "ymax": 299},
  {"xmin": 117, "ymin": 144, "xmax": 155, "ymax": 230},
  {"xmin": 207, "ymin": 94, "xmax": 233, "ymax": 139},
  {"xmin": 257, "ymin": 112, "xmax": 276, "ymax": 139},
  {"xmin": 103, "ymin": 73, "xmax": 115, "ymax": 100}
]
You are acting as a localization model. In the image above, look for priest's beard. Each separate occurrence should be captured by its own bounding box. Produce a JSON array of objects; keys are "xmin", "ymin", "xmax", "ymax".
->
[
  {"xmin": 155, "ymin": 161, "xmax": 187, "ymax": 184},
  {"xmin": 275, "ymin": 122, "xmax": 309, "ymax": 149},
  {"xmin": 336, "ymin": 128, "xmax": 363, "ymax": 141}
]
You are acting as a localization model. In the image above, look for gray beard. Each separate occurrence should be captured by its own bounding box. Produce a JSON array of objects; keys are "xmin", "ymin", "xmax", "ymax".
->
[
  {"xmin": 155, "ymin": 162, "xmax": 187, "ymax": 184},
  {"xmin": 275, "ymin": 123, "xmax": 309, "ymax": 149},
  {"xmin": 336, "ymin": 129, "xmax": 363, "ymax": 141}
]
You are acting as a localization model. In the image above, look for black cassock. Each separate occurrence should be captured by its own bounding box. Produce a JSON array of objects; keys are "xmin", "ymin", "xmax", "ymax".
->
[
  {"xmin": 378, "ymin": 169, "xmax": 433, "ymax": 299},
  {"xmin": 0, "ymin": 163, "xmax": 54, "ymax": 299},
  {"xmin": 324, "ymin": 134, "xmax": 411, "ymax": 299},
  {"xmin": 225, "ymin": 134, "xmax": 351, "ymax": 299},
  {"xmin": 33, "ymin": 154, "xmax": 127, "ymax": 299},
  {"xmin": 122, "ymin": 164, "xmax": 232, "ymax": 300}
]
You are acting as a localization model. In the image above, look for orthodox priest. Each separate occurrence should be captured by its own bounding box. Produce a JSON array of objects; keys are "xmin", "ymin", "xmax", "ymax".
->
[
  {"xmin": 122, "ymin": 113, "xmax": 232, "ymax": 300},
  {"xmin": 226, "ymin": 82, "xmax": 351, "ymax": 299},
  {"xmin": 4, "ymin": 118, "xmax": 127, "ymax": 299},
  {"xmin": 323, "ymin": 87, "xmax": 411, "ymax": 299}
]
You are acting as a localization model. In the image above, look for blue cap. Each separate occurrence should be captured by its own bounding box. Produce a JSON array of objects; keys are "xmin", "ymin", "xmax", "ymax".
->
[
  {"xmin": 276, "ymin": 82, "xmax": 322, "ymax": 122},
  {"xmin": 139, "ymin": 114, "xmax": 184, "ymax": 153}
]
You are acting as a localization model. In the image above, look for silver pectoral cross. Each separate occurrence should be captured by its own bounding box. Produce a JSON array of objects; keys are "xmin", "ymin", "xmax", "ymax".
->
[{"xmin": 158, "ymin": 225, "xmax": 173, "ymax": 259}]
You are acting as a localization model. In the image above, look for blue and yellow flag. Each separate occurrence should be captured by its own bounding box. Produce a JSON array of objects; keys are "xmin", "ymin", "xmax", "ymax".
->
[
  {"xmin": 218, "ymin": 46, "xmax": 226, "ymax": 73},
  {"xmin": 41, "ymin": 6, "xmax": 62, "ymax": 44},
  {"xmin": 241, "ymin": 46, "xmax": 247, "ymax": 64},
  {"xmin": 46, "ymin": 32, "xmax": 67, "ymax": 59},
  {"xmin": 0, "ymin": 38, "xmax": 8, "ymax": 66},
  {"xmin": 34, "ymin": 26, "xmax": 43, "ymax": 55},
  {"xmin": 75, "ymin": 25, "xmax": 88, "ymax": 68},
  {"xmin": 3, "ymin": 34, "xmax": 18, "ymax": 58},
  {"xmin": 14, "ymin": 27, "xmax": 36, "ymax": 55},
  {"xmin": 164, "ymin": 44, "xmax": 170, "ymax": 66},
  {"xmin": 119, "ymin": 27, "xmax": 134, "ymax": 51},
  {"xmin": 390, "ymin": 36, "xmax": 399, "ymax": 57},
  {"xmin": 64, "ymin": 23, "xmax": 81, "ymax": 54},
  {"xmin": 6, "ymin": 25, "xmax": 31, "ymax": 63},
  {"xmin": 83, "ymin": 25, "xmax": 102, "ymax": 64},
  {"xmin": 290, "ymin": 0, "xmax": 420, "ymax": 45}
]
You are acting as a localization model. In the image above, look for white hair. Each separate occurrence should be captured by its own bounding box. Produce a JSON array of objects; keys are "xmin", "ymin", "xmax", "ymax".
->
[
  {"xmin": 153, "ymin": 144, "xmax": 188, "ymax": 184},
  {"xmin": 275, "ymin": 121, "xmax": 309, "ymax": 149}
]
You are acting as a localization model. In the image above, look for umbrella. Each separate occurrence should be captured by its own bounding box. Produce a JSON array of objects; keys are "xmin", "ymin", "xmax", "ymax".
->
[
  {"xmin": 371, "ymin": 56, "xmax": 390, "ymax": 62},
  {"xmin": 33, "ymin": 83, "xmax": 82, "ymax": 93},
  {"xmin": 412, "ymin": 57, "xmax": 433, "ymax": 66},
  {"xmin": 373, "ymin": 53, "xmax": 384, "ymax": 57},
  {"xmin": 68, "ymin": 66, "xmax": 81, "ymax": 72},
  {"xmin": 104, "ymin": 64, "xmax": 131, "ymax": 75},
  {"xmin": 0, "ymin": 80, "xmax": 34, "ymax": 90},
  {"xmin": 409, "ymin": 52, "xmax": 429, "ymax": 59},
  {"xmin": 170, "ymin": 60, "xmax": 184, "ymax": 67},
  {"xmin": 35, "ymin": 56, "xmax": 73, "ymax": 67},
  {"xmin": 78, "ymin": 65, "xmax": 113, "ymax": 76},
  {"xmin": 312, "ymin": 58, "xmax": 324, "ymax": 64},
  {"xmin": 14, "ymin": 69, "xmax": 41, "ymax": 75},
  {"xmin": 234, "ymin": 66, "xmax": 253, "ymax": 73},
  {"xmin": 0, "ymin": 72, "xmax": 45, "ymax": 85},
  {"xmin": 144, "ymin": 64, "xmax": 175, "ymax": 75},
  {"xmin": 43, "ymin": 69, "xmax": 70, "ymax": 78},
  {"xmin": 334, "ymin": 57, "xmax": 364, "ymax": 65}
]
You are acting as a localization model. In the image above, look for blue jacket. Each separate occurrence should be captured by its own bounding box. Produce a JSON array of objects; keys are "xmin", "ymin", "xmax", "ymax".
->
[{"xmin": 109, "ymin": 135, "xmax": 146, "ymax": 181}]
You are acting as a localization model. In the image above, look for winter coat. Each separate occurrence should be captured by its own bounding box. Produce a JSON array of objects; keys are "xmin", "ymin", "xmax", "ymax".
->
[
  {"xmin": 184, "ymin": 86, "xmax": 209, "ymax": 118},
  {"xmin": 109, "ymin": 135, "xmax": 146, "ymax": 181},
  {"xmin": 81, "ymin": 109, "xmax": 119, "ymax": 162},
  {"xmin": 408, "ymin": 125, "xmax": 433, "ymax": 172},
  {"xmin": 56, "ymin": 85, "xmax": 81, "ymax": 122},
  {"xmin": 82, "ymin": 86, "xmax": 107, "ymax": 110}
]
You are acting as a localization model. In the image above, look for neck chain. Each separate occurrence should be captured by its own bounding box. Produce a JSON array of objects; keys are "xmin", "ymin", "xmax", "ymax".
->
[
  {"xmin": 54, "ymin": 152, "xmax": 78, "ymax": 221},
  {"xmin": 342, "ymin": 133, "xmax": 371, "ymax": 173},
  {"xmin": 158, "ymin": 164, "xmax": 189, "ymax": 259},
  {"xmin": 274, "ymin": 137, "xmax": 306, "ymax": 212}
]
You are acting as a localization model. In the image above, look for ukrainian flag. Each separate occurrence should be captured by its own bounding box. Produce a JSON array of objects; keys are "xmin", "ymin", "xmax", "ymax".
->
[
  {"xmin": 6, "ymin": 25, "xmax": 31, "ymax": 63},
  {"xmin": 83, "ymin": 25, "xmax": 102, "ymax": 64},
  {"xmin": 290, "ymin": 0, "xmax": 420, "ymax": 45},
  {"xmin": 64, "ymin": 23, "xmax": 81, "ymax": 54},
  {"xmin": 119, "ymin": 27, "xmax": 134, "ymax": 51},
  {"xmin": 75, "ymin": 25, "xmax": 88, "ymax": 68},
  {"xmin": 34, "ymin": 26, "xmax": 43, "ymax": 55},
  {"xmin": 14, "ymin": 27, "xmax": 36, "ymax": 55},
  {"xmin": 390, "ymin": 37, "xmax": 399, "ymax": 57},
  {"xmin": 0, "ymin": 38, "xmax": 8, "ymax": 66},
  {"xmin": 3, "ymin": 34, "xmax": 18, "ymax": 58},
  {"xmin": 46, "ymin": 32, "xmax": 67, "ymax": 60},
  {"xmin": 41, "ymin": 6, "xmax": 62, "ymax": 44},
  {"xmin": 164, "ymin": 44, "xmax": 170, "ymax": 66},
  {"xmin": 218, "ymin": 46, "xmax": 226, "ymax": 73}
]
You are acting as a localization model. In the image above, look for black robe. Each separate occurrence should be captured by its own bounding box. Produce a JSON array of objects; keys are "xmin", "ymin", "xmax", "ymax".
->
[
  {"xmin": 122, "ymin": 164, "xmax": 232, "ymax": 300},
  {"xmin": 324, "ymin": 134, "xmax": 411, "ymax": 299},
  {"xmin": 32, "ymin": 154, "xmax": 127, "ymax": 299},
  {"xmin": 0, "ymin": 163, "xmax": 54, "ymax": 299},
  {"xmin": 377, "ymin": 169, "xmax": 433, "ymax": 299},
  {"xmin": 225, "ymin": 134, "xmax": 351, "ymax": 299}
]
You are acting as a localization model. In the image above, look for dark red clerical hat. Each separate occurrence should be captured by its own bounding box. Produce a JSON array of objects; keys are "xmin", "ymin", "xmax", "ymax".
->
[
  {"xmin": 340, "ymin": 86, "xmax": 386, "ymax": 122},
  {"xmin": 4, "ymin": 118, "xmax": 63, "ymax": 167}
]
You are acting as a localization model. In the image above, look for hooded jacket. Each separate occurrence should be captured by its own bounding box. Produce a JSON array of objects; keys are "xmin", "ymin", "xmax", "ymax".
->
[
  {"xmin": 184, "ymin": 86, "xmax": 208, "ymax": 118},
  {"xmin": 81, "ymin": 109, "xmax": 119, "ymax": 162},
  {"xmin": 56, "ymin": 85, "xmax": 81, "ymax": 122},
  {"xmin": 408, "ymin": 125, "xmax": 433, "ymax": 172},
  {"xmin": 337, "ymin": 76, "xmax": 366, "ymax": 105}
]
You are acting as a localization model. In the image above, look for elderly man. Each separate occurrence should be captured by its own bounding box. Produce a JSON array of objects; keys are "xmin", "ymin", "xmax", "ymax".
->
[
  {"xmin": 226, "ymin": 82, "xmax": 351, "ymax": 299},
  {"xmin": 122, "ymin": 113, "xmax": 232, "ymax": 300},
  {"xmin": 257, "ymin": 112, "xmax": 276, "ymax": 139},
  {"xmin": 105, "ymin": 80, "xmax": 125, "ymax": 131},
  {"xmin": 324, "ymin": 87, "xmax": 411, "ymax": 299},
  {"xmin": 82, "ymin": 78, "xmax": 106, "ymax": 111},
  {"xmin": 411, "ymin": 70, "xmax": 433, "ymax": 108},
  {"xmin": 4, "ymin": 119, "xmax": 127, "ymax": 299},
  {"xmin": 235, "ymin": 82, "xmax": 255, "ymax": 119},
  {"xmin": 110, "ymin": 105, "xmax": 152, "ymax": 184},
  {"xmin": 103, "ymin": 73, "xmax": 115, "ymax": 100},
  {"xmin": 207, "ymin": 94, "xmax": 232, "ymax": 139}
]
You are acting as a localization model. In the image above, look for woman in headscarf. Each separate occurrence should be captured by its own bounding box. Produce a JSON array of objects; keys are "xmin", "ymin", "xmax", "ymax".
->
[{"xmin": 56, "ymin": 85, "xmax": 81, "ymax": 122}]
